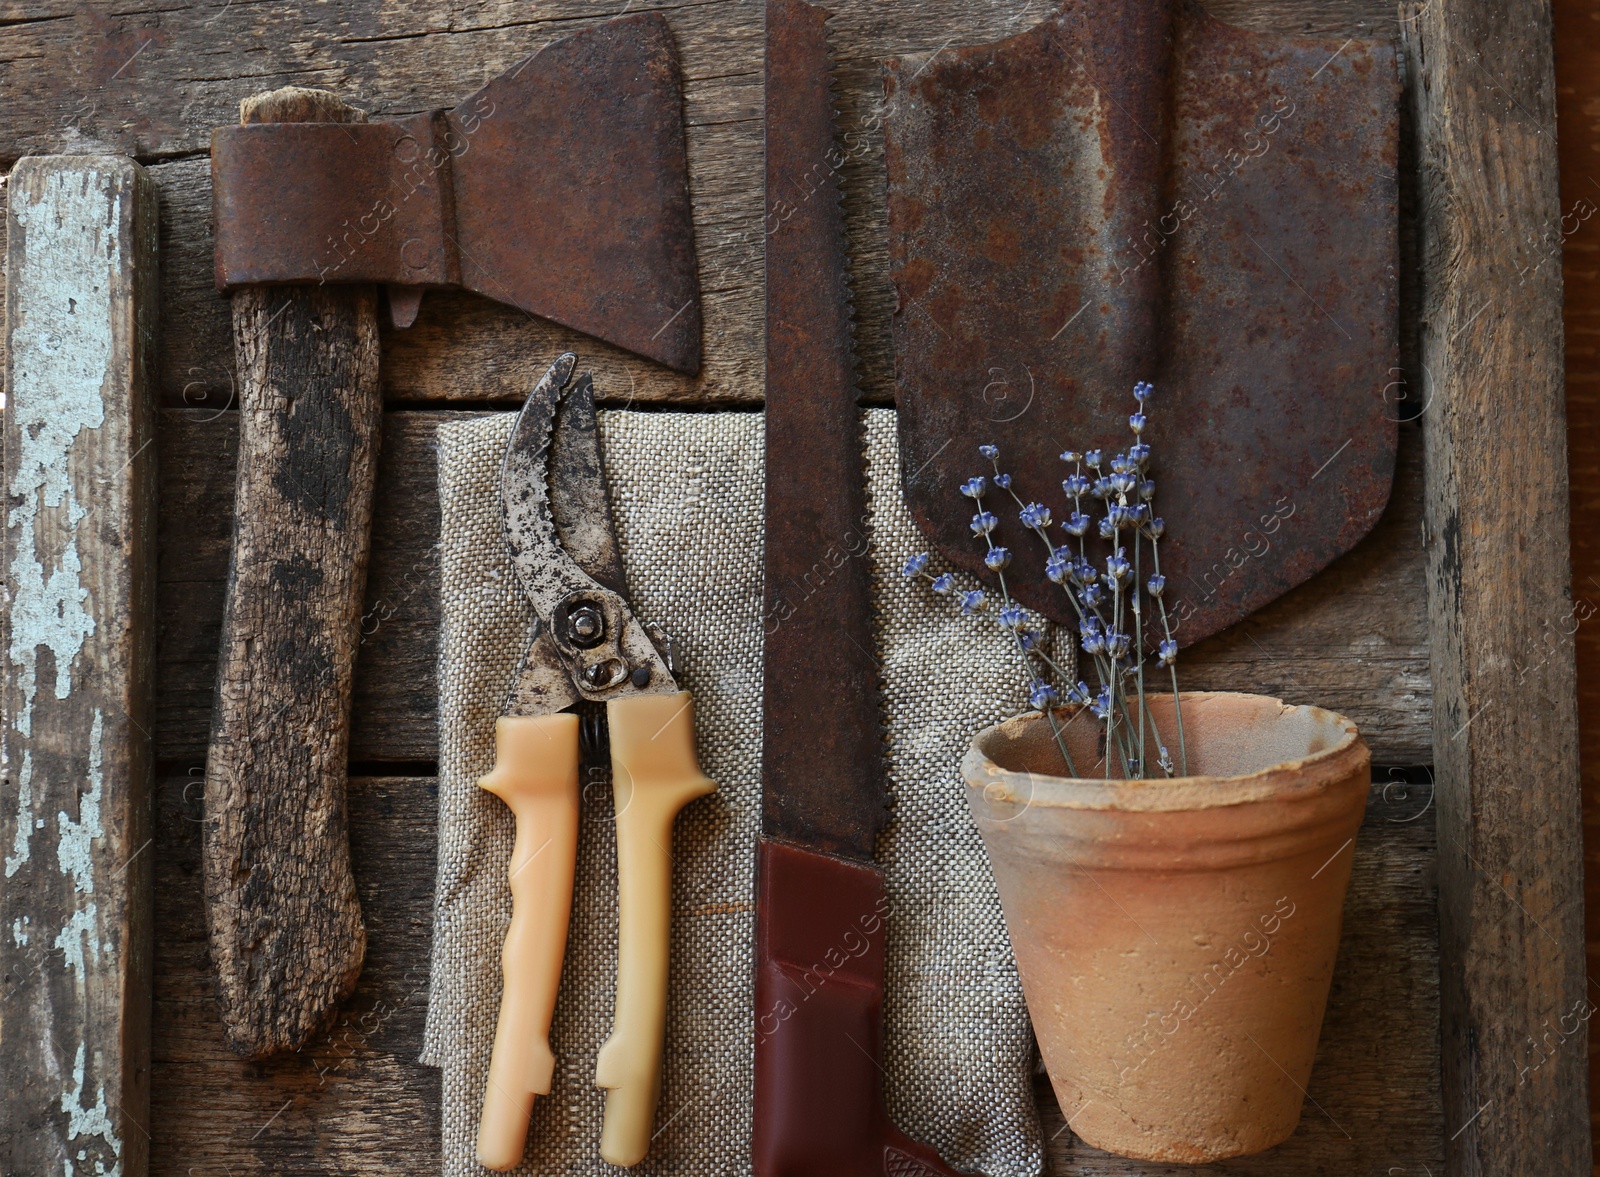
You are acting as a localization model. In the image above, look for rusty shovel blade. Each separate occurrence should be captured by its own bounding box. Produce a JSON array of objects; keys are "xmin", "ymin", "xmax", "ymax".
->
[{"xmin": 884, "ymin": 0, "xmax": 1400, "ymax": 645}]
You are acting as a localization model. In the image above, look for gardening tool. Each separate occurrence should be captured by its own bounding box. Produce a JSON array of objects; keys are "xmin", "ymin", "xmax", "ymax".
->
[
  {"xmin": 884, "ymin": 0, "xmax": 1400, "ymax": 645},
  {"xmin": 474, "ymin": 352, "xmax": 715, "ymax": 1170},
  {"xmin": 204, "ymin": 12, "xmax": 702, "ymax": 1059},
  {"xmin": 756, "ymin": 4, "xmax": 970, "ymax": 1174}
]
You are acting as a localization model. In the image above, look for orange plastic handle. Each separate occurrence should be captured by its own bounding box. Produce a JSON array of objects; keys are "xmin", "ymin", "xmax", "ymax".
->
[
  {"xmin": 475, "ymin": 714, "xmax": 581, "ymax": 1171},
  {"xmin": 595, "ymin": 691, "xmax": 717, "ymax": 1165}
]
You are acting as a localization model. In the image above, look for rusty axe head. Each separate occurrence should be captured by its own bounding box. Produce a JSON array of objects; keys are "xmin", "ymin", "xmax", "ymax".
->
[{"xmin": 212, "ymin": 13, "xmax": 702, "ymax": 374}]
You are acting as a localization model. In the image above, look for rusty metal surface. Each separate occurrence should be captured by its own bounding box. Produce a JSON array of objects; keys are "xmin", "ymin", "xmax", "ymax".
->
[
  {"xmin": 884, "ymin": 0, "xmax": 1399, "ymax": 645},
  {"xmin": 501, "ymin": 352, "xmax": 676, "ymax": 716},
  {"xmin": 763, "ymin": 0, "xmax": 886, "ymax": 859},
  {"xmin": 212, "ymin": 13, "xmax": 702, "ymax": 375}
]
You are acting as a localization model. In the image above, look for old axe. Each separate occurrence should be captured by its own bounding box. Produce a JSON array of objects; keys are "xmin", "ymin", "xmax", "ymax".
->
[{"xmin": 205, "ymin": 12, "xmax": 701, "ymax": 1058}]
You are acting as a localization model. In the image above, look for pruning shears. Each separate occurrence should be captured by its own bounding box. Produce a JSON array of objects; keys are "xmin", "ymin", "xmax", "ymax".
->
[{"xmin": 475, "ymin": 352, "xmax": 716, "ymax": 1169}]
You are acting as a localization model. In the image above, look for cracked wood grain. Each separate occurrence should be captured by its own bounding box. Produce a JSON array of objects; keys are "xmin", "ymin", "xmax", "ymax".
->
[
  {"xmin": 202, "ymin": 88, "xmax": 377, "ymax": 1059},
  {"xmin": 1, "ymin": 153, "xmax": 159, "ymax": 1177},
  {"xmin": 1403, "ymin": 0, "xmax": 1593, "ymax": 1172}
]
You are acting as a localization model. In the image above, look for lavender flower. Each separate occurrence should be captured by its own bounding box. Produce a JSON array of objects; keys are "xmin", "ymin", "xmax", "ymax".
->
[
  {"xmin": 902, "ymin": 375, "xmax": 1185, "ymax": 780},
  {"xmin": 1018, "ymin": 502, "xmax": 1052, "ymax": 529},
  {"xmin": 1092, "ymin": 686, "xmax": 1113, "ymax": 720}
]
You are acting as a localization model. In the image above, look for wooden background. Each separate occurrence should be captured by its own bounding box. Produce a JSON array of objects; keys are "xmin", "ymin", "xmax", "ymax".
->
[
  {"xmin": 1557, "ymin": 0, "xmax": 1600, "ymax": 1164},
  {"xmin": 0, "ymin": 0, "xmax": 1587, "ymax": 1173}
]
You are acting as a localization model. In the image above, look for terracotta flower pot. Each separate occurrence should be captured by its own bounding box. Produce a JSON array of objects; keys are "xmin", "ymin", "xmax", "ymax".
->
[{"xmin": 961, "ymin": 692, "xmax": 1369, "ymax": 1164}]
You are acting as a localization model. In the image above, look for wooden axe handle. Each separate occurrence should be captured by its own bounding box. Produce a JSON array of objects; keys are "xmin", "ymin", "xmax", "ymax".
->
[{"xmin": 203, "ymin": 87, "xmax": 380, "ymax": 1058}]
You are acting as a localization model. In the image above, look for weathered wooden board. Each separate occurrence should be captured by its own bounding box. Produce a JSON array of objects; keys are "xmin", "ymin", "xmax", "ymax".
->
[
  {"xmin": 148, "ymin": 774, "xmax": 439, "ymax": 1177},
  {"xmin": 2, "ymin": 155, "xmax": 159, "ymax": 1177},
  {"xmin": 1552, "ymin": 0, "xmax": 1600, "ymax": 1166},
  {"xmin": 1042, "ymin": 785, "xmax": 1443, "ymax": 1175},
  {"xmin": 151, "ymin": 410, "xmax": 1430, "ymax": 769},
  {"xmin": 0, "ymin": 0, "xmax": 1406, "ymax": 414},
  {"xmin": 144, "ymin": 771, "xmax": 1435, "ymax": 1177},
  {"xmin": 1403, "ymin": 0, "xmax": 1593, "ymax": 1173},
  {"xmin": 154, "ymin": 410, "xmax": 448, "ymax": 768}
]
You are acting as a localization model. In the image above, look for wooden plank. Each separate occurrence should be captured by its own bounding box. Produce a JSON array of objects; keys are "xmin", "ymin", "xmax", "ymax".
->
[
  {"xmin": 144, "ymin": 771, "xmax": 1434, "ymax": 1177},
  {"xmin": 0, "ymin": 2, "xmax": 767, "ymax": 410},
  {"xmin": 152, "ymin": 409, "xmax": 1429, "ymax": 767},
  {"xmin": 0, "ymin": 0, "xmax": 1397, "ymax": 416},
  {"xmin": 1401, "ymin": 0, "xmax": 1593, "ymax": 1172},
  {"xmin": 1044, "ymin": 785, "xmax": 1443, "ymax": 1175},
  {"xmin": 1551, "ymin": 0, "xmax": 1600, "ymax": 1164},
  {"xmin": 1, "ymin": 155, "xmax": 159, "ymax": 1177},
  {"xmin": 148, "ymin": 775, "xmax": 439, "ymax": 1177},
  {"xmin": 154, "ymin": 409, "xmax": 455, "ymax": 767}
]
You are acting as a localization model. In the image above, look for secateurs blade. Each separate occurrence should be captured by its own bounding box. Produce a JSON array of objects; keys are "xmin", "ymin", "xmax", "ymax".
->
[{"xmin": 476, "ymin": 352, "xmax": 716, "ymax": 1170}]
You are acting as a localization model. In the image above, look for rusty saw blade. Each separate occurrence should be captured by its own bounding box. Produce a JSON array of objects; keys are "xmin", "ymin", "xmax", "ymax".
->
[
  {"xmin": 762, "ymin": 0, "xmax": 880, "ymax": 859},
  {"xmin": 884, "ymin": 0, "xmax": 1400, "ymax": 645},
  {"xmin": 756, "ymin": 4, "xmax": 973, "ymax": 1174}
]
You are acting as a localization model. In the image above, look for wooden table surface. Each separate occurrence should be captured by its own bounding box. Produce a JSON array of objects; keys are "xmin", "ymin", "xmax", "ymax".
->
[{"xmin": 1, "ymin": 0, "xmax": 1588, "ymax": 1173}]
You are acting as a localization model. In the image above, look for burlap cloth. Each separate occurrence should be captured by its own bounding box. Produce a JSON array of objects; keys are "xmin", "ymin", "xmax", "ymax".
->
[{"xmin": 422, "ymin": 408, "xmax": 1052, "ymax": 1176}]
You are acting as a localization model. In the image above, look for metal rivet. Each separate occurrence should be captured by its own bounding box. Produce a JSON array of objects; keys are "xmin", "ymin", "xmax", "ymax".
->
[
  {"xmin": 567, "ymin": 605, "xmax": 605, "ymax": 648},
  {"xmin": 630, "ymin": 666, "xmax": 651, "ymax": 688},
  {"xmin": 583, "ymin": 659, "xmax": 627, "ymax": 690}
]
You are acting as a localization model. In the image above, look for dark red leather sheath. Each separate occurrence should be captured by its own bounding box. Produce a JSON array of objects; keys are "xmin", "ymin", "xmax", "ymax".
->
[{"xmin": 753, "ymin": 842, "xmax": 966, "ymax": 1177}]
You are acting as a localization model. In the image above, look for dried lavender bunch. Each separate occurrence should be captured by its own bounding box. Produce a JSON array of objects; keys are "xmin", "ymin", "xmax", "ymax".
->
[{"xmin": 904, "ymin": 381, "xmax": 1187, "ymax": 780}]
